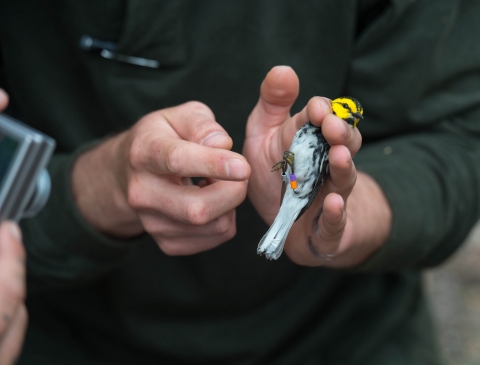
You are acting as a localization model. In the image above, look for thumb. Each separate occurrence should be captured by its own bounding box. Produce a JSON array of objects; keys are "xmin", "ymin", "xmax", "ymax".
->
[{"xmin": 246, "ymin": 66, "xmax": 299, "ymax": 137}]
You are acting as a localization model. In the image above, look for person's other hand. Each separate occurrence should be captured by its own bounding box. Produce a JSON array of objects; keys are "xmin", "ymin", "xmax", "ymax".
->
[
  {"xmin": 243, "ymin": 66, "xmax": 391, "ymax": 267},
  {"xmin": 0, "ymin": 90, "xmax": 28, "ymax": 364},
  {"xmin": 0, "ymin": 222, "xmax": 28, "ymax": 365},
  {"xmin": 72, "ymin": 102, "xmax": 250, "ymax": 255}
]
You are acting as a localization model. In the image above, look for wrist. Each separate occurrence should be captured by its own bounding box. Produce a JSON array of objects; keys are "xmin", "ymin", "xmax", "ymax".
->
[
  {"xmin": 346, "ymin": 172, "xmax": 392, "ymax": 263},
  {"xmin": 71, "ymin": 133, "xmax": 144, "ymax": 238},
  {"xmin": 347, "ymin": 171, "xmax": 392, "ymax": 245}
]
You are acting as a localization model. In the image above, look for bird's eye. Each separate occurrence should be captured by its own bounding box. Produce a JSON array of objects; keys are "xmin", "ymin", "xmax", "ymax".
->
[{"xmin": 342, "ymin": 103, "xmax": 349, "ymax": 109}]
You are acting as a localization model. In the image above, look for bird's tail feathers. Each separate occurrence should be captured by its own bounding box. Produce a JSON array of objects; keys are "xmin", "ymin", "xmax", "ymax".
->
[{"xmin": 257, "ymin": 206, "xmax": 299, "ymax": 260}]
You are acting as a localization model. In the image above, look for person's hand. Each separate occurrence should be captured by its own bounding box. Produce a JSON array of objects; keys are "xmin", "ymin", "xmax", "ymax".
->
[
  {"xmin": 0, "ymin": 90, "xmax": 29, "ymax": 365},
  {"xmin": 72, "ymin": 101, "xmax": 251, "ymax": 255},
  {"xmin": 243, "ymin": 66, "xmax": 391, "ymax": 268},
  {"xmin": 0, "ymin": 221, "xmax": 28, "ymax": 365}
]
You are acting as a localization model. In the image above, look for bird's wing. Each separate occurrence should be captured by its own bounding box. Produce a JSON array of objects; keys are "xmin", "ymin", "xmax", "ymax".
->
[{"xmin": 295, "ymin": 152, "xmax": 329, "ymax": 222}]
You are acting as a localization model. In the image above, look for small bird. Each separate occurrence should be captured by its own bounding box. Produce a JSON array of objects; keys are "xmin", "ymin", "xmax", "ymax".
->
[{"xmin": 257, "ymin": 96, "xmax": 363, "ymax": 260}]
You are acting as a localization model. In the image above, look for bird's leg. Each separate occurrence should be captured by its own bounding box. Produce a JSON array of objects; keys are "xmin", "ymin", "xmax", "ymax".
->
[
  {"xmin": 272, "ymin": 160, "xmax": 287, "ymax": 205},
  {"xmin": 272, "ymin": 151, "xmax": 299, "ymax": 204},
  {"xmin": 272, "ymin": 157, "xmax": 289, "ymax": 205},
  {"xmin": 282, "ymin": 151, "xmax": 297, "ymax": 190},
  {"xmin": 280, "ymin": 164, "xmax": 288, "ymax": 205}
]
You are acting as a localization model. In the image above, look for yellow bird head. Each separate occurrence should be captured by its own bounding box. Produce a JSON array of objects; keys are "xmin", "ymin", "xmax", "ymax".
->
[{"xmin": 331, "ymin": 97, "xmax": 364, "ymax": 128}]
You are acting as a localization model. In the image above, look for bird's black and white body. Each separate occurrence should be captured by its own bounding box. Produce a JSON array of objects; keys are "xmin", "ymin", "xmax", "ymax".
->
[
  {"xmin": 257, "ymin": 122, "xmax": 329, "ymax": 260},
  {"xmin": 257, "ymin": 96, "xmax": 363, "ymax": 260}
]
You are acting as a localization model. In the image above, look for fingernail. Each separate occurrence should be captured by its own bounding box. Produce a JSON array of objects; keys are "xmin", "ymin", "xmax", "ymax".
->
[
  {"xmin": 226, "ymin": 159, "xmax": 247, "ymax": 179},
  {"xmin": 318, "ymin": 98, "xmax": 331, "ymax": 114},
  {"xmin": 7, "ymin": 221, "xmax": 22, "ymax": 241},
  {"xmin": 201, "ymin": 132, "xmax": 229, "ymax": 147}
]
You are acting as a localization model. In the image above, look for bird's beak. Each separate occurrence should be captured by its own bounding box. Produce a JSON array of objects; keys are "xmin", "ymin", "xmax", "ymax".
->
[{"xmin": 352, "ymin": 112, "xmax": 364, "ymax": 120}]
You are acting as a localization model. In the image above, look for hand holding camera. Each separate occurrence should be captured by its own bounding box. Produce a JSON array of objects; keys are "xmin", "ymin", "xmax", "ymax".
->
[
  {"xmin": 0, "ymin": 221, "xmax": 27, "ymax": 365},
  {"xmin": 0, "ymin": 89, "xmax": 55, "ymax": 364},
  {"xmin": 0, "ymin": 90, "xmax": 28, "ymax": 365}
]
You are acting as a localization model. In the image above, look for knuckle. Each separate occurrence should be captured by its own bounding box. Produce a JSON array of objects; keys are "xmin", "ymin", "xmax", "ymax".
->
[
  {"xmin": 182, "ymin": 102, "xmax": 221, "ymax": 144},
  {"xmin": 183, "ymin": 101, "xmax": 214, "ymax": 117},
  {"xmin": 185, "ymin": 200, "xmax": 210, "ymax": 226}
]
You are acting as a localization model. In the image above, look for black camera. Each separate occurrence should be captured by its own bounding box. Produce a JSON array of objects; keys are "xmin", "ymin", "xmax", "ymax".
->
[{"xmin": 0, "ymin": 114, "xmax": 55, "ymax": 222}]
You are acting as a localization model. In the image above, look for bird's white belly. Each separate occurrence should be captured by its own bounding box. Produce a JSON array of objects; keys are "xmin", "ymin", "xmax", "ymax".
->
[{"xmin": 289, "ymin": 128, "xmax": 319, "ymax": 195}]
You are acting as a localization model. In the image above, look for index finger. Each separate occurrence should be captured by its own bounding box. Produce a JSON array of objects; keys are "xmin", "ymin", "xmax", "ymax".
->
[
  {"xmin": 135, "ymin": 138, "xmax": 251, "ymax": 181},
  {"xmin": 279, "ymin": 96, "xmax": 331, "ymax": 150},
  {"xmin": 321, "ymin": 114, "xmax": 362, "ymax": 157},
  {"xmin": 283, "ymin": 97, "xmax": 362, "ymax": 157},
  {"xmin": 161, "ymin": 101, "xmax": 233, "ymax": 149}
]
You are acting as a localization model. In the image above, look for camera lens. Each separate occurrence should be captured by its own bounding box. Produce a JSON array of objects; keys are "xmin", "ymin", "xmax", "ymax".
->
[{"xmin": 21, "ymin": 169, "xmax": 51, "ymax": 219}]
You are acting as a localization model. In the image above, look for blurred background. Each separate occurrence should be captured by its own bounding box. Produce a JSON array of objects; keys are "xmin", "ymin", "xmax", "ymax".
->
[{"xmin": 425, "ymin": 220, "xmax": 480, "ymax": 365}]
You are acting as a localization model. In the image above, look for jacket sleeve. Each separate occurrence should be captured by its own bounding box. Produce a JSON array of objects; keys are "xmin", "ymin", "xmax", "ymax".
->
[
  {"xmin": 351, "ymin": 0, "xmax": 480, "ymax": 271},
  {"xmin": 20, "ymin": 146, "xmax": 147, "ymax": 292}
]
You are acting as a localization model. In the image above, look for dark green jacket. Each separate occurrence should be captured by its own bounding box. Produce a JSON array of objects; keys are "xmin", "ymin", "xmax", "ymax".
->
[{"xmin": 1, "ymin": 0, "xmax": 479, "ymax": 364}]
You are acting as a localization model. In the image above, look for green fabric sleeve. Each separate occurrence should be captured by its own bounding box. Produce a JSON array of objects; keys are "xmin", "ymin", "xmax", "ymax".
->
[
  {"xmin": 355, "ymin": 126, "xmax": 480, "ymax": 271},
  {"xmin": 21, "ymin": 144, "xmax": 147, "ymax": 292},
  {"xmin": 350, "ymin": 0, "xmax": 480, "ymax": 271}
]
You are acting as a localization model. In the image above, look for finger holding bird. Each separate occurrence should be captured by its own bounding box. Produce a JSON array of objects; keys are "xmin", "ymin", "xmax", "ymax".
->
[
  {"xmin": 321, "ymin": 113, "xmax": 362, "ymax": 156},
  {"xmin": 277, "ymin": 96, "xmax": 363, "ymax": 204},
  {"xmin": 279, "ymin": 96, "xmax": 362, "ymax": 160},
  {"xmin": 324, "ymin": 145, "xmax": 358, "ymax": 198}
]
